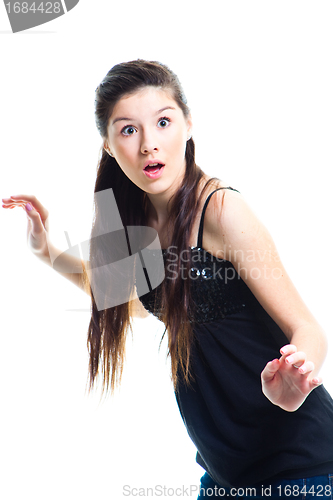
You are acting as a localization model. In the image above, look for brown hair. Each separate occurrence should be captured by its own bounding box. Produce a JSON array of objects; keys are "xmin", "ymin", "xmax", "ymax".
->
[{"xmin": 86, "ymin": 59, "xmax": 218, "ymax": 395}]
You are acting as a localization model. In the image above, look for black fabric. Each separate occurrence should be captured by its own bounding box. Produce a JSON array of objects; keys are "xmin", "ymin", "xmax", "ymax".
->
[
  {"xmin": 139, "ymin": 187, "xmax": 333, "ymax": 488},
  {"xmin": 140, "ymin": 247, "xmax": 251, "ymax": 323}
]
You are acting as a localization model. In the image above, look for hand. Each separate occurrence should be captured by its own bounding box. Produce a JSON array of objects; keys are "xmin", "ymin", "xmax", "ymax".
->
[
  {"xmin": 2, "ymin": 194, "xmax": 50, "ymax": 258},
  {"xmin": 261, "ymin": 344, "xmax": 323, "ymax": 412}
]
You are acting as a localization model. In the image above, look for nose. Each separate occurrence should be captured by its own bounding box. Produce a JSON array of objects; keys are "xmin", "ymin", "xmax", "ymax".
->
[{"xmin": 140, "ymin": 130, "xmax": 159, "ymax": 155}]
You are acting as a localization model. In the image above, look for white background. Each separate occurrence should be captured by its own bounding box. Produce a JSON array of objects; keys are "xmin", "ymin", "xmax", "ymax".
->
[{"xmin": 1, "ymin": 1, "xmax": 332, "ymax": 499}]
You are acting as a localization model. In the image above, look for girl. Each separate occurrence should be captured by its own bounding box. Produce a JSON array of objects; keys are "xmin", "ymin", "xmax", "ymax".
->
[{"xmin": 3, "ymin": 60, "xmax": 333, "ymax": 499}]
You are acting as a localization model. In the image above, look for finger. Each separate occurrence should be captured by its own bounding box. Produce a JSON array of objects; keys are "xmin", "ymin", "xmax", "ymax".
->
[
  {"xmin": 2, "ymin": 202, "xmax": 20, "ymax": 207},
  {"xmin": 2, "ymin": 197, "xmax": 37, "ymax": 210},
  {"xmin": 280, "ymin": 344, "xmax": 297, "ymax": 356},
  {"xmin": 310, "ymin": 377, "xmax": 323, "ymax": 386},
  {"xmin": 2, "ymin": 196, "xmax": 18, "ymax": 202},
  {"xmin": 2, "ymin": 197, "xmax": 29, "ymax": 206},
  {"xmin": 24, "ymin": 203, "xmax": 47, "ymax": 236},
  {"xmin": 285, "ymin": 351, "xmax": 306, "ymax": 368},
  {"xmin": 298, "ymin": 361, "xmax": 315, "ymax": 375},
  {"xmin": 4, "ymin": 194, "xmax": 37, "ymax": 201},
  {"xmin": 10, "ymin": 195, "xmax": 49, "ymax": 230},
  {"xmin": 2, "ymin": 202, "xmax": 26, "ymax": 208},
  {"xmin": 6, "ymin": 195, "xmax": 49, "ymax": 217},
  {"xmin": 261, "ymin": 359, "xmax": 280, "ymax": 383}
]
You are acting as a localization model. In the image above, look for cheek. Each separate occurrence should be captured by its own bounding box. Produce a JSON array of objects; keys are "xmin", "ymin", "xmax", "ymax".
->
[
  {"xmin": 116, "ymin": 141, "xmax": 136, "ymax": 161},
  {"xmin": 168, "ymin": 129, "xmax": 186, "ymax": 153}
]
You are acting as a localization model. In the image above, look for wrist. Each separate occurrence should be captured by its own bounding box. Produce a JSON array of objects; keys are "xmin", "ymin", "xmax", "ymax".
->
[{"xmin": 36, "ymin": 240, "xmax": 56, "ymax": 267}]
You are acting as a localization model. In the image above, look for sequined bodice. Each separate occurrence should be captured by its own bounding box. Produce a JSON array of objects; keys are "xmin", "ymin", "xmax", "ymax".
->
[
  {"xmin": 138, "ymin": 186, "xmax": 254, "ymax": 324},
  {"xmin": 139, "ymin": 245, "xmax": 251, "ymax": 324}
]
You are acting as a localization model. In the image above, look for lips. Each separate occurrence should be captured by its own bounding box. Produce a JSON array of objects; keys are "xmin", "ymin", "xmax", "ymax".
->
[
  {"xmin": 144, "ymin": 164, "xmax": 162, "ymax": 174},
  {"xmin": 144, "ymin": 160, "xmax": 165, "ymax": 171},
  {"xmin": 143, "ymin": 160, "xmax": 165, "ymax": 179}
]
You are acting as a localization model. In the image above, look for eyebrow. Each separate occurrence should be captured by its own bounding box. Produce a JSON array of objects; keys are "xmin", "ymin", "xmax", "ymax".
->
[{"xmin": 111, "ymin": 106, "xmax": 176, "ymax": 125}]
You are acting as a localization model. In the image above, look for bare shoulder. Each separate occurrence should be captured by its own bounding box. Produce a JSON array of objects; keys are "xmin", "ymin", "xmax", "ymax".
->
[{"xmin": 201, "ymin": 181, "xmax": 266, "ymax": 259}]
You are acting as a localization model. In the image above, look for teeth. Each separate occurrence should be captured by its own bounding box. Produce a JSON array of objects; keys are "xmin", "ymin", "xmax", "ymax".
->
[{"xmin": 148, "ymin": 163, "xmax": 158, "ymax": 167}]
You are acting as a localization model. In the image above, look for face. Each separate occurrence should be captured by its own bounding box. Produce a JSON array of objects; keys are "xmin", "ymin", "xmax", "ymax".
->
[{"xmin": 104, "ymin": 87, "xmax": 192, "ymax": 199}]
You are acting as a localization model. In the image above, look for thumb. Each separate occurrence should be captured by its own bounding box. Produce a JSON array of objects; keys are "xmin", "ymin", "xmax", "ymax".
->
[
  {"xmin": 261, "ymin": 358, "xmax": 280, "ymax": 383},
  {"xmin": 25, "ymin": 202, "xmax": 45, "ymax": 235}
]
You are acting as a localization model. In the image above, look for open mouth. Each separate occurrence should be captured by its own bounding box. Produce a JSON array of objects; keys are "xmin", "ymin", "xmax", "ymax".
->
[{"xmin": 144, "ymin": 162, "xmax": 164, "ymax": 174}]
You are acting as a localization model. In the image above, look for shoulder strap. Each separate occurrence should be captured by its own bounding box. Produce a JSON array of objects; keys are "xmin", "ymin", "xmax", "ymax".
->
[{"xmin": 196, "ymin": 186, "xmax": 240, "ymax": 248}]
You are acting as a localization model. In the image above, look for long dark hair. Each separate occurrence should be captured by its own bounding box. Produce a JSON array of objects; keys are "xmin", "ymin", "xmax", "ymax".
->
[{"xmin": 85, "ymin": 59, "xmax": 219, "ymax": 395}]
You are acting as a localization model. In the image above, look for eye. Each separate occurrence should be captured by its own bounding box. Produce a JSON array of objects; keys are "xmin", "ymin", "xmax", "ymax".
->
[
  {"xmin": 157, "ymin": 117, "xmax": 171, "ymax": 128},
  {"xmin": 121, "ymin": 125, "xmax": 137, "ymax": 136}
]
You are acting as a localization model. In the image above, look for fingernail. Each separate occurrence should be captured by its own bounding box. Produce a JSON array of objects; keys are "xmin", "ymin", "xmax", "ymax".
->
[
  {"xmin": 286, "ymin": 356, "xmax": 294, "ymax": 364},
  {"xmin": 25, "ymin": 203, "xmax": 33, "ymax": 211}
]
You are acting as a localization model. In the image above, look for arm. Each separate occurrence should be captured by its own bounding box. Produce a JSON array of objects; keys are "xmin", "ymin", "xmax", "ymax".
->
[
  {"xmin": 202, "ymin": 187, "xmax": 328, "ymax": 411},
  {"xmin": 2, "ymin": 195, "xmax": 92, "ymax": 296},
  {"xmin": 2, "ymin": 194, "xmax": 150, "ymax": 318},
  {"xmin": 38, "ymin": 239, "xmax": 91, "ymax": 295},
  {"xmin": 40, "ymin": 240, "xmax": 150, "ymax": 317}
]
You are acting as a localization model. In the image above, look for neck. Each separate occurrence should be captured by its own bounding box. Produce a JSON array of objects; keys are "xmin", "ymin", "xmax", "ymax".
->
[
  {"xmin": 146, "ymin": 191, "xmax": 172, "ymax": 227},
  {"xmin": 145, "ymin": 165, "xmax": 186, "ymax": 226}
]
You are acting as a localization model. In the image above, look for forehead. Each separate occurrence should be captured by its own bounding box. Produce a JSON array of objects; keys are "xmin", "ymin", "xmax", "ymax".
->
[{"xmin": 110, "ymin": 87, "xmax": 181, "ymax": 119}]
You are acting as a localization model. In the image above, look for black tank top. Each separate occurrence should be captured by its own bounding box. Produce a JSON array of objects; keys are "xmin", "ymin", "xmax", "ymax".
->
[{"xmin": 139, "ymin": 187, "xmax": 333, "ymax": 487}]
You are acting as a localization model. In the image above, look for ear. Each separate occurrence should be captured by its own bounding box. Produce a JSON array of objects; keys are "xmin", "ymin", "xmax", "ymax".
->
[
  {"xmin": 186, "ymin": 113, "xmax": 193, "ymax": 139},
  {"xmin": 103, "ymin": 141, "xmax": 114, "ymax": 157}
]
